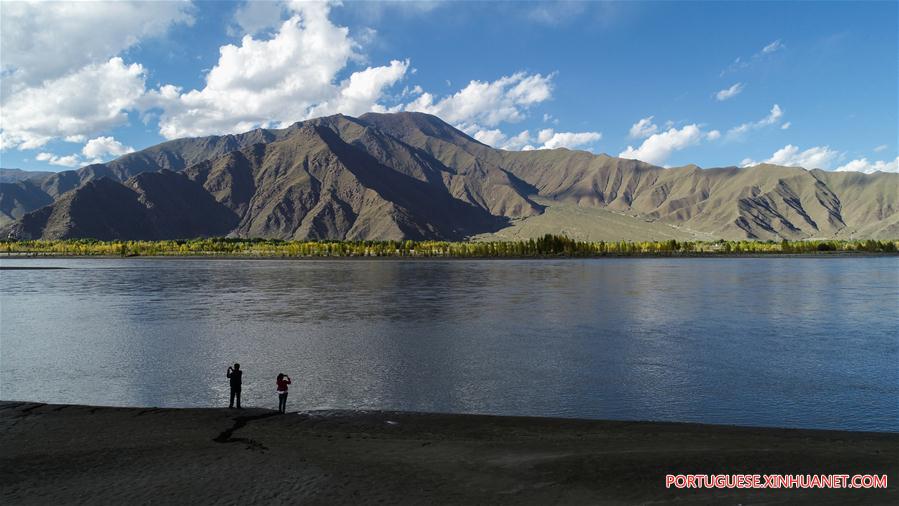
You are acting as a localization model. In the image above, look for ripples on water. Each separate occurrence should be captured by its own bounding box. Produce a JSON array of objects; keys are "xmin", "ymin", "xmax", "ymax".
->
[{"xmin": 1, "ymin": 257, "xmax": 897, "ymax": 431}]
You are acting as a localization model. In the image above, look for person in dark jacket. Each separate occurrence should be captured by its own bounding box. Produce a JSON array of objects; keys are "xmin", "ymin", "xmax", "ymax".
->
[
  {"xmin": 276, "ymin": 373, "xmax": 291, "ymax": 414},
  {"xmin": 227, "ymin": 363, "xmax": 242, "ymax": 409}
]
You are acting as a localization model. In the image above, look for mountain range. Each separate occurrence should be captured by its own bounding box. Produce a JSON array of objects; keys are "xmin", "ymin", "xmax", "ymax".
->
[{"xmin": 2, "ymin": 112, "xmax": 897, "ymax": 241}]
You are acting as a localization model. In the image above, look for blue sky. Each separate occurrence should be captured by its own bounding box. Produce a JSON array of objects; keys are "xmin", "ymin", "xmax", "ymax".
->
[{"xmin": 1, "ymin": 0, "xmax": 896, "ymax": 173}]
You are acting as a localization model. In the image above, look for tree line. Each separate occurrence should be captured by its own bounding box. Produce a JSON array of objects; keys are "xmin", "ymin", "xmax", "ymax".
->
[{"xmin": 2, "ymin": 236, "xmax": 897, "ymax": 257}]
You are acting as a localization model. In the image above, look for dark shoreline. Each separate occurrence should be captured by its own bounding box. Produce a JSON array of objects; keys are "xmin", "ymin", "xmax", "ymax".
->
[{"xmin": 2, "ymin": 402, "xmax": 897, "ymax": 504}]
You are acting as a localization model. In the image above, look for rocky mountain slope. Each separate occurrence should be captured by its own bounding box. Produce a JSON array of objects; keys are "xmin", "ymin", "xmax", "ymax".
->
[
  {"xmin": 0, "ymin": 128, "xmax": 293, "ymax": 225},
  {"xmin": 3, "ymin": 112, "xmax": 897, "ymax": 241}
]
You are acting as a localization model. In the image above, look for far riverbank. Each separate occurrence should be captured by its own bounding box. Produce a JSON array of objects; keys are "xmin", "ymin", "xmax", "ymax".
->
[{"xmin": 2, "ymin": 235, "xmax": 897, "ymax": 259}]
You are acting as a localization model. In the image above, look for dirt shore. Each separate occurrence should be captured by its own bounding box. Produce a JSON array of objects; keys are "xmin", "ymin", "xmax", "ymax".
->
[{"xmin": 1, "ymin": 402, "xmax": 896, "ymax": 505}]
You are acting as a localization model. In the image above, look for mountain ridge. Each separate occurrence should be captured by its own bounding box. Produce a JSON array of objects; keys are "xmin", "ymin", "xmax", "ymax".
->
[{"xmin": 3, "ymin": 112, "xmax": 897, "ymax": 241}]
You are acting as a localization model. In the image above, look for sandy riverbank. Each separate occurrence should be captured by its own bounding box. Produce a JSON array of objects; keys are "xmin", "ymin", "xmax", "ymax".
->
[{"xmin": 1, "ymin": 402, "xmax": 896, "ymax": 505}]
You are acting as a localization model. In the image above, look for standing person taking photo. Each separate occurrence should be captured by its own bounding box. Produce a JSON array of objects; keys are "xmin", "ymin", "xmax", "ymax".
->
[
  {"xmin": 227, "ymin": 363, "xmax": 242, "ymax": 409},
  {"xmin": 276, "ymin": 373, "xmax": 291, "ymax": 414}
]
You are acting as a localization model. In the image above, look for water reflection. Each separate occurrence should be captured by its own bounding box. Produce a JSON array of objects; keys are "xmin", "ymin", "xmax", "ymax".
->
[{"xmin": 1, "ymin": 256, "xmax": 897, "ymax": 431}]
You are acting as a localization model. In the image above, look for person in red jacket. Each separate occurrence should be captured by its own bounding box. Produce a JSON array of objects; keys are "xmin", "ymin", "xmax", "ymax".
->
[{"xmin": 276, "ymin": 373, "xmax": 292, "ymax": 414}]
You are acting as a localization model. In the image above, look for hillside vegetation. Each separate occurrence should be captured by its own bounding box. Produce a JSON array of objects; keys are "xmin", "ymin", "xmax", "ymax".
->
[{"xmin": 3, "ymin": 236, "xmax": 896, "ymax": 258}]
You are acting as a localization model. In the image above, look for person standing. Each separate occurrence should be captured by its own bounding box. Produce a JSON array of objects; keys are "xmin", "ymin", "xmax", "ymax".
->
[
  {"xmin": 276, "ymin": 373, "xmax": 291, "ymax": 414},
  {"xmin": 227, "ymin": 363, "xmax": 242, "ymax": 409}
]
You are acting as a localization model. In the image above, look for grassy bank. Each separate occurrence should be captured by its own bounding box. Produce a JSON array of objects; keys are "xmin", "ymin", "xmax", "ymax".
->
[{"xmin": 2, "ymin": 235, "xmax": 898, "ymax": 258}]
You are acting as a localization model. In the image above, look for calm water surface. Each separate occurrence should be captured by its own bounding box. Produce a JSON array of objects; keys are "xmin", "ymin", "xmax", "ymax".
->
[{"xmin": 1, "ymin": 257, "xmax": 897, "ymax": 431}]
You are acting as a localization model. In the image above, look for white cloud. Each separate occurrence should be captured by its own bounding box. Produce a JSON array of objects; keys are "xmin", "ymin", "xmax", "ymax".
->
[
  {"xmin": 746, "ymin": 146, "xmax": 898, "ymax": 173},
  {"xmin": 762, "ymin": 144, "xmax": 841, "ymax": 169},
  {"xmin": 0, "ymin": 0, "xmax": 192, "ymax": 93},
  {"xmin": 472, "ymin": 129, "xmax": 510, "ymax": 148},
  {"xmin": 0, "ymin": 0, "xmax": 189, "ymax": 150},
  {"xmin": 873, "ymin": 144, "xmax": 888, "ymax": 153},
  {"xmin": 232, "ymin": 0, "xmax": 286, "ymax": 35},
  {"xmin": 309, "ymin": 59, "xmax": 410, "ymax": 117},
  {"xmin": 152, "ymin": 2, "xmax": 409, "ymax": 138},
  {"xmin": 628, "ymin": 116, "xmax": 658, "ymax": 139},
  {"xmin": 619, "ymin": 124, "xmax": 703, "ymax": 165},
  {"xmin": 1, "ymin": 58, "xmax": 147, "ymax": 150},
  {"xmin": 536, "ymin": 129, "xmax": 601, "ymax": 150},
  {"xmin": 780, "ymin": 121, "xmax": 791, "ymax": 130},
  {"xmin": 835, "ymin": 157, "xmax": 899, "ymax": 174},
  {"xmin": 706, "ymin": 130, "xmax": 721, "ymax": 141},
  {"xmin": 35, "ymin": 152, "xmax": 81, "ymax": 167},
  {"xmin": 82, "ymin": 136, "xmax": 135, "ymax": 161},
  {"xmin": 760, "ymin": 104, "xmax": 783, "ymax": 125},
  {"xmin": 32, "ymin": 135, "xmax": 135, "ymax": 169},
  {"xmin": 179, "ymin": 4, "xmax": 560, "ymax": 148},
  {"xmin": 505, "ymin": 130, "xmax": 536, "ymax": 150},
  {"xmin": 762, "ymin": 39, "xmax": 785, "ymax": 54},
  {"xmin": 715, "ymin": 82, "xmax": 744, "ymax": 101},
  {"xmin": 469, "ymin": 127, "xmax": 600, "ymax": 151},
  {"xmin": 404, "ymin": 72, "xmax": 554, "ymax": 127},
  {"xmin": 726, "ymin": 104, "xmax": 785, "ymax": 139},
  {"xmin": 38, "ymin": 1, "xmax": 556, "ymax": 146},
  {"xmin": 2, "ymin": 0, "xmax": 579, "ymax": 160}
]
